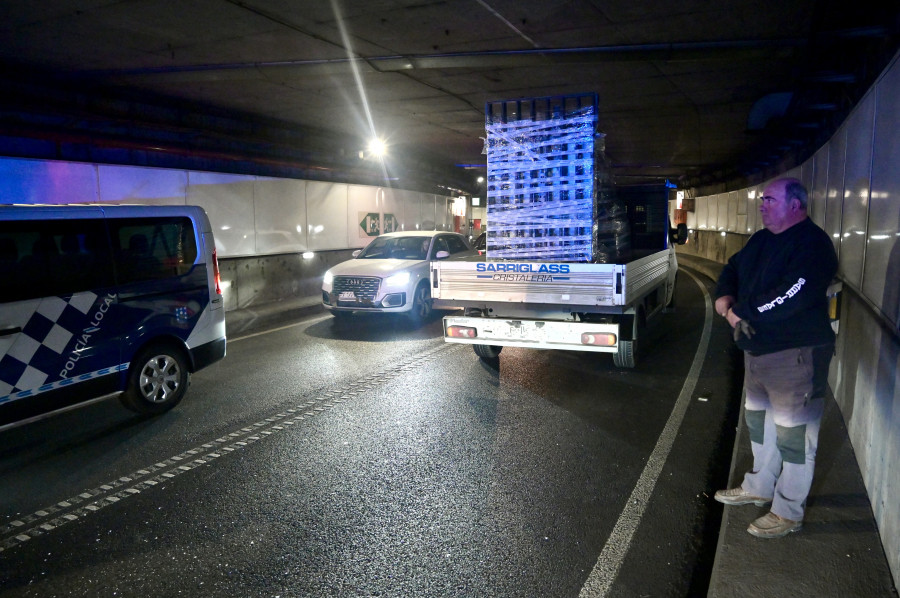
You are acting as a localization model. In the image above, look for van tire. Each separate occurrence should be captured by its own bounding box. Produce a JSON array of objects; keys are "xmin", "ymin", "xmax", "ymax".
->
[
  {"xmin": 121, "ymin": 344, "xmax": 190, "ymax": 414},
  {"xmin": 474, "ymin": 344, "xmax": 502, "ymax": 359}
]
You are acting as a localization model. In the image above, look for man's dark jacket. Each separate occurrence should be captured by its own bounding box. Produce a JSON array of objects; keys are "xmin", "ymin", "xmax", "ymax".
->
[{"xmin": 715, "ymin": 217, "xmax": 837, "ymax": 355}]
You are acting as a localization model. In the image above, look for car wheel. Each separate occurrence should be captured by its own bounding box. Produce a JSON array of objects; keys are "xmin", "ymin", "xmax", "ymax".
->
[
  {"xmin": 406, "ymin": 282, "xmax": 432, "ymax": 326},
  {"xmin": 473, "ymin": 344, "xmax": 503, "ymax": 359},
  {"xmin": 120, "ymin": 344, "xmax": 190, "ymax": 414}
]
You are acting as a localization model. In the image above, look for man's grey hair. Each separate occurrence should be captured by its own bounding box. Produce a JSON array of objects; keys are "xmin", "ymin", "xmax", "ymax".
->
[{"xmin": 783, "ymin": 179, "xmax": 808, "ymax": 209}]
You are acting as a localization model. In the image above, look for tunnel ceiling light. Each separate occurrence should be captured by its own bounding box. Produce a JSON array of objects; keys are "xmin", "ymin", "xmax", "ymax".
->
[{"xmin": 368, "ymin": 138, "xmax": 387, "ymax": 158}]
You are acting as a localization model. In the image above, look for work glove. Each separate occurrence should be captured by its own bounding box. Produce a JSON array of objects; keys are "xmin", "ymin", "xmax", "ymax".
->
[{"xmin": 733, "ymin": 319, "xmax": 756, "ymax": 342}]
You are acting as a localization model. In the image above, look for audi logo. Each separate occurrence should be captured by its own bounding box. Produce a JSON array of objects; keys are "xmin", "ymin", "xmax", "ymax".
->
[{"xmin": 347, "ymin": 279, "xmax": 364, "ymax": 286}]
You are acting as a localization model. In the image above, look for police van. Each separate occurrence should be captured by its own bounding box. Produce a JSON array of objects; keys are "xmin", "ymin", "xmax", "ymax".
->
[{"xmin": 0, "ymin": 204, "xmax": 226, "ymax": 430}]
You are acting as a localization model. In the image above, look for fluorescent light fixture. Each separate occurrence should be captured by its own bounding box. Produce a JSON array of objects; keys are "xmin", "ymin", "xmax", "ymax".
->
[{"xmin": 302, "ymin": 251, "xmax": 315, "ymax": 259}]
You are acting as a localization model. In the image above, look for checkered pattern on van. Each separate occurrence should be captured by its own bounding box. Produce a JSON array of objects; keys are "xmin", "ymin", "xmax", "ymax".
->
[{"xmin": 0, "ymin": 293, "xmax": 98, "ymax": 404}]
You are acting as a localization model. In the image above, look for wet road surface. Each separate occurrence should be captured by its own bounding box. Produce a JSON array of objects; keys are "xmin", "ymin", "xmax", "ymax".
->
[{"xmin": 0, "ymin": 268, "xmax": 743, "ymax": 597}]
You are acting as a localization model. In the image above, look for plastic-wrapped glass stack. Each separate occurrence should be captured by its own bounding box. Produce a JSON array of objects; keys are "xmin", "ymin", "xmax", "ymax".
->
[{"xmin": 485, "ymin": 94, "xmax": 596, "ymax": 261}]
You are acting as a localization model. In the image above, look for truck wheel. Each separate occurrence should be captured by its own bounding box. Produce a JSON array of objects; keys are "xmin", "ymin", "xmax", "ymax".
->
[
  {"xmin": 120, "ymin": 344, "xmax": 190, "ymax": 414},
  {"xmin": 613, "ymin": 340, "xmax": 637, "ymax": 368},
  {"xmin": 474, "ymin": 344, "xmax": 502, "ymax": 359},
  {"xmin": 405, "ymin": 282, "xmax": 432, "ymax": 326},
  {"xmin": 664, "ymin": 272, "xmax": 678, "ymax": 313}
]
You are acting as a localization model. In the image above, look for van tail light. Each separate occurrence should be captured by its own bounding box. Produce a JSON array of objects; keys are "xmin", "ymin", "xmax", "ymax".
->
[{"xmin": 212, "ymin": 248, "xmax": 222, "ymax": 296}]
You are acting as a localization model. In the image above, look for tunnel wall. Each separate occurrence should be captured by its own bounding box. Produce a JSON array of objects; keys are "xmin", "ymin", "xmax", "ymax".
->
[
  {"xmin": 0, "ymin": 162, "xmax": 466, "ymax": 310},
  {"xmin": 677, "ymin": 49, "xmax": 900, "ymax": 585}
]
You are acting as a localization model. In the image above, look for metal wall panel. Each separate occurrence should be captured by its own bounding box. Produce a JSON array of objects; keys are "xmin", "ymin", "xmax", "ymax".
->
[
  {"xmin": 98, "ymin": 164, "xmax": 186, "ymax": 205},
  {"xmin": 717, "ymin": 195, "xmax": 728, "ymax": 230},
  {"xmin": 825, "ymin": 128, "xmax": 848, "ymax": 258},
  {"xmin": 0, "ymin": 158, "xmax": 98, "ymax": 204},
  {"xmin": 727, "ymin": 191, "xmax": 738, "ymax": 232},
  {"xmin": 865, "ymin": 61, "xmax": 900, "ymax": 327},
  {"xmin": 708, "ymin": 195, "xmax": 719, "ymax": 230},
  {"xmin": 187, "ymin": 172, "xmax": 256, "ymax": 257},
  {"xmin": 839, "ymin": 91, "xmax": 876, "ymax": 287},
  {"xmin": 253, "ymin": 178, "xmax": 307, "ymax": 254},
  {"xmin": 801, "ymin": 158, "xmax": 815, "ymax": 197},
  {"xmin": 306, "ymin": 181, "xmax": 348, "ymax": 251},
  {"xmin": 747, "ymin": 186, "xmax": 762, "ymax": 233},
  {"xmin": 697, "ymin": 196, "xmax": 709, "ymax": 229},
  {"xmin": 811, "ymin": 146, "xmax": 829, "ymax": 228}
]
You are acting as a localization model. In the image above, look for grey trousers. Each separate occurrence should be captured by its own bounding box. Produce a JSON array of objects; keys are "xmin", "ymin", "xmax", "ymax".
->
[{"xmin": 739, "ymin": 345, "xmax": 833, "ymax": 521}]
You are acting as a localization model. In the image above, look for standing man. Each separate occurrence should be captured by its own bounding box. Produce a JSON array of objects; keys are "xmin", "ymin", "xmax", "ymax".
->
[{"xmin": 713, "ymin": 177, "xmax": 837, "ymax": 538}]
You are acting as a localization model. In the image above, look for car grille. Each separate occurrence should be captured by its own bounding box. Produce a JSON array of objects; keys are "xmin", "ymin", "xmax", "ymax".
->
[{"xmin": 332, "ymin": 275, "xmax": 381, "ymax": 303}]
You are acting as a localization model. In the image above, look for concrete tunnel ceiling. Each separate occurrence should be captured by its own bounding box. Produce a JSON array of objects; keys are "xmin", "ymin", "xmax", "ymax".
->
[{"xmin": 0, "ymin": 1, "xmax": 899, "ymax": 194}]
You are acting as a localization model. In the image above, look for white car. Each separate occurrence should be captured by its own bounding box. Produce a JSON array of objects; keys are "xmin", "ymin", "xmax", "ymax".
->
[{"xmin": 322, "ymin": 230, "xmax": 474, "ymax": 325}]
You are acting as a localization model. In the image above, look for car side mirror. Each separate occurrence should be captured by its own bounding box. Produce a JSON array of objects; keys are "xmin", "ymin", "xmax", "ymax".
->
[
  {"xmin": 435, "ymin": 250, "xmax": 450, "ymax": 260},
  {"xmin": 352, "ymin": 249, "xmax": 362, "ymax": 257},
  {"xmin": 670, "ymin": 223, "xmax": 688, "ymax": 245}
]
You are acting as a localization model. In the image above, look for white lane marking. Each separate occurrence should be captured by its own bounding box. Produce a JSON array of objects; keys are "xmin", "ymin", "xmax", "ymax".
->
[
  {"xmin": 229, "ymin": 314, "xmax": 331, "ymax": 343},
  {"xmin": 579, "ymin": 268, "xmax": 713, "ymax": 597},
  {"xmin": 0, "ymin": 343, "xmax": 457, "ymax": 554}
]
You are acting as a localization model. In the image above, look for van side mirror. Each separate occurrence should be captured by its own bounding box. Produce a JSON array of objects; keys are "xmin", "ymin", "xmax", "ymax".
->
[
  {"xmin": 435, "ymin": 250, "xmax": 450, "ymax": 260},
  {"xmin": 670, "ymin": 223, "xmax": 688, "ymax": 245}
]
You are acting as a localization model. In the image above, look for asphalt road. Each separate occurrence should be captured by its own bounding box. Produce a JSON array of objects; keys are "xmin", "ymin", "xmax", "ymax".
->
[{"xmin": 0, "ymin": 267, "xmax": 743, "ymax": 597}]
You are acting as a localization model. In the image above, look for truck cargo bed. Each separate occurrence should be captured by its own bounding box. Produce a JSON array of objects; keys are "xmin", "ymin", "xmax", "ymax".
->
[{"xmin": 432, "ymin": 249, "xmax": 673, "ymax": 311}]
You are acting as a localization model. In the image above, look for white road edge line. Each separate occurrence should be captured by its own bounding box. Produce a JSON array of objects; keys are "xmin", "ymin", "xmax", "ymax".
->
[{"xmin": 579, "ymin": 268, "xmax": 713, "ymax": 597}]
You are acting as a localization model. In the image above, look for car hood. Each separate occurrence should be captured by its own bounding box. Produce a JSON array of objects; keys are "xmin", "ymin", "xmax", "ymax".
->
[{"xmin": 328, "ymin": 258, "xmax": 424, "ymax": 277}]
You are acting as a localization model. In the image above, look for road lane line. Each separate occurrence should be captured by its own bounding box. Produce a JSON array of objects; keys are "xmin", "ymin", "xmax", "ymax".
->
[
  {"xmin": 229, "ymin": 314, "xmax": 331, "ymax": 343},
  {"xmin": 579, "ymin": 268, "xmax": 713, "ymax": 597},
  {"xmin": 0, "ymin": 343, "xmax": 458, "ymax": 554}
]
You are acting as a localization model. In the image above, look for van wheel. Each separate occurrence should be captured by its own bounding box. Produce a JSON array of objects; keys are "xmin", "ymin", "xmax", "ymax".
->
[
  {"xmin": 474, "ymin": 344, "xmax": 502, "ymax": 359},
  {"xmin": 120, "ymin": 344, "xmax": 190, "ymax": 414},
  {"xmin": 406, "ymin": 282, "xmax": 432, "ymax": 326}
]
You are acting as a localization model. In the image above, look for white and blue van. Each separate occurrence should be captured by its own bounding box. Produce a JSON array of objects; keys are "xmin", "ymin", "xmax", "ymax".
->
[{"xmin": 0, "ymin": 205, "xmax": 226, "ymax": 430}]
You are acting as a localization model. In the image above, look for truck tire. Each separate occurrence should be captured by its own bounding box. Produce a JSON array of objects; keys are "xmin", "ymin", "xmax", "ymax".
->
[
  {"xmin": 473, "ymin": 344, "xmax": 502, "ymax": 359},
  {"xmin": 120, "ymin": 343, "xmax": 190, "ymax": 414},
  {"xmin": 613, "ymin": 340, "xmax": 637, "ymax": 368},
  {"xmin": 664, "ymin": 272, "xmax": 678, "ymax": 313}
]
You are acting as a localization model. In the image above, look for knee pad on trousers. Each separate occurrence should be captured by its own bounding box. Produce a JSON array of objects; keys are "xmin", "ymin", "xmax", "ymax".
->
[
  {"xmin": 745, "ymin": 409, "xmax": 766, "ymax": 445},
  {"xmin": 776, "ymin": 423, "xmax": 806, "ymax": 464}
]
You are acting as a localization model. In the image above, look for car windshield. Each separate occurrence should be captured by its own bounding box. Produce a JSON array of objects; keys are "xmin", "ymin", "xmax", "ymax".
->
[{"xmin": 358, "ymin": 236, "xmax": 430, "ymax": 260}]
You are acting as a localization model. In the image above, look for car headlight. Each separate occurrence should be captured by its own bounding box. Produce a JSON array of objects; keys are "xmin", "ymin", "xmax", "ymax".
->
[
  {"xmin": 384, "ymin": 271, "xmax": 410, "ymax": 287},
  {"xmin": 323, "ymin": 270, "xmax": 333, "ymax": 286}
]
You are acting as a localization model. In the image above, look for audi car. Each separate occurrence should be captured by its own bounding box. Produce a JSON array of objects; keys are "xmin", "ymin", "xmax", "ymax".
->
[{"xmin": 322, "ymin": 230, "xmax": 474, "ymax": 325}]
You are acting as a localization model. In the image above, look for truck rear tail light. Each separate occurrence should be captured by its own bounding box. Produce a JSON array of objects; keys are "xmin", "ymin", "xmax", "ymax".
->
[
  {"xmin": 447, "ymin": 325, "xmax": 477, "ymax": 339},
  {"xmin": 581, "ymin": 332, "xmax": 616, "ymax": 346}
]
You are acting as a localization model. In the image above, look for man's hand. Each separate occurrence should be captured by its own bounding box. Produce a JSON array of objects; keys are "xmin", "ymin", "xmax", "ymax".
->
[{"xmin": 715, "ymin": 295, "xmax": 735, "ymax": 319}]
